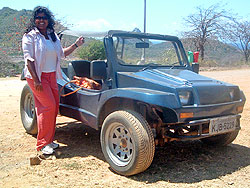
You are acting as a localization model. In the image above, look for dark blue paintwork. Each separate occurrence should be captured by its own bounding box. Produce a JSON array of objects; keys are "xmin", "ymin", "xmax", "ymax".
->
[{"xmin": 58, "ymin": 30, "xmax": 246, "ymax": 130}]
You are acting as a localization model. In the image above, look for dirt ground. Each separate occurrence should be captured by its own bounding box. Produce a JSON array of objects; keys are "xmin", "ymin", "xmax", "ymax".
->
[{"xmin": 0, "ymin": 69, "xmax": 249, "ymax": 188}]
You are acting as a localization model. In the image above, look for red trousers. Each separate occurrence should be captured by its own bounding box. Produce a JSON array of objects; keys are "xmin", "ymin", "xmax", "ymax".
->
[{"xmin": 27, "ymin": 72, "xmax": 59, "ymax": 151}]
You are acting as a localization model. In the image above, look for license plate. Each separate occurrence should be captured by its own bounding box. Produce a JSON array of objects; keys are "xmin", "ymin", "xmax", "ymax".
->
[{"xmin": 209, "ymin": 115, "xmax": 239, "ymax": 135}]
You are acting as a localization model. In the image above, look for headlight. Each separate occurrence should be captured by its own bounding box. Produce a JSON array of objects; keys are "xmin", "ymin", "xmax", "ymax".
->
[
  {"xmin": 229, "ymin": 89, "xmax": 235, "ymax": 100},
  {"xmin": 229, "ymin": 87, "xmax": 240, "ymax": 101},
  {"xmin": 178, "ymin": 91, "xmax": 194, "ymax": 106}
]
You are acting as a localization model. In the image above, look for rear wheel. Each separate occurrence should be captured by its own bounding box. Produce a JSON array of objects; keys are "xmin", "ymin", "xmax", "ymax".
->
[
  {"xmin": 201, "ymin": 130, "xmax": 239, "ymax": 146},
  {"xmin": 100, "ymin": 110, "xmax": 155, "ymax": 176},
  {"xmin": 20, "ymin": 84, "xmax": 37, "ymax": 135}
]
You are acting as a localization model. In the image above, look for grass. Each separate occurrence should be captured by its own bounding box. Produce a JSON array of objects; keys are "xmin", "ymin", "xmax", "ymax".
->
[{"xmin": 62, "ymin": 162, "xmax": 83, "ymax": 170}]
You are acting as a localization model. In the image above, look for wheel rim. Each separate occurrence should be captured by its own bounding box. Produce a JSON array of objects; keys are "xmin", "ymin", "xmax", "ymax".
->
[
  {"xmin": 105, "ymin": 122, "xmax": 134, "ymax": 167},
  {"xmin": 24, "ymin": 93, "xmax": 35, "ymax": 123}
]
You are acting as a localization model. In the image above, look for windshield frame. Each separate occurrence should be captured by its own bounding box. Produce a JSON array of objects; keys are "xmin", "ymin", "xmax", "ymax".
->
[{"xmin": 109, "ymin": 31, "xmax": 190, "ymax": 68}]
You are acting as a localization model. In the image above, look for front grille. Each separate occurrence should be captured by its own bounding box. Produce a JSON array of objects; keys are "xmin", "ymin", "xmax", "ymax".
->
[{"xmin": 196, "ymin": 86, "xmax": 231, "ymax": 105}]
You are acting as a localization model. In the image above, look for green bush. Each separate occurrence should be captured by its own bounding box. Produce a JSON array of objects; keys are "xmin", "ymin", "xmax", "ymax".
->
[{"xmin": 77, "ymin": 40, "xmax": 106, "ymax": 61}]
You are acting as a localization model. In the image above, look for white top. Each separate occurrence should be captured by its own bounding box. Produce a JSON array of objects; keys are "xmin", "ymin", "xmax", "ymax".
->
[
  {"xmin": 22, "ymin": 28, "xmax": 65, "ymax": 81},
  {"xmin": 42, "ymin": 39, "xmax": 57, "ymax": 73}
]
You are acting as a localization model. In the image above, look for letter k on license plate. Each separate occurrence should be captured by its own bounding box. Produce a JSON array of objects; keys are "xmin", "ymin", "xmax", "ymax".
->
[{"xmin": 209, "ymin": 115, "xmax": 240, "ymax": 135}]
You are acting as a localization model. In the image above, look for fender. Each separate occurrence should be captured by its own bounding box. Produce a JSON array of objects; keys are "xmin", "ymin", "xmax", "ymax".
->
[{"xmin": 98, "ymin": 87, "xmax": 181, "ymax": 109}]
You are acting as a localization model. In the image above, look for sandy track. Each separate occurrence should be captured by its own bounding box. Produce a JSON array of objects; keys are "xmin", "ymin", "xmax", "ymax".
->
[{"xmin": 0, "ymin": 69, "xmax": 249, "ymax": 188}]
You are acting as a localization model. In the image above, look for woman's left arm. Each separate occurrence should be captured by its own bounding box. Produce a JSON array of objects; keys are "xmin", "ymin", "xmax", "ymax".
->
[{"xmin": 63, "ymin": 36, "xmax": 85, "ymax": 57}]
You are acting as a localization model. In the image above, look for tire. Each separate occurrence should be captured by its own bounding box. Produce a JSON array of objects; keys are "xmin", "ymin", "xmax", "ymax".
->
[
  {"xmin": 20, "ymin": 84, "xmax": 37, "ymax": 135},
  {"xmin": 100, "ymin": 110, "xmax": 155, "ymax": 176},
  {"xmin": 201, "ymin": 130, "xmax": 239, "ymax": 146}
]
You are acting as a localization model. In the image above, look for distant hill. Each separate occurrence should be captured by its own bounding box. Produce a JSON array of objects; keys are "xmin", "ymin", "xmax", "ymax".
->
[
  {"xmin": 0, "ymin": 7, "xmax": 66, "ymax": 50},
  {"xmin": 0, "ymin": 7, "xmax": 32, "ymax": 43},
  {"xmin": 0, "ymin": 7, "xmax": 31, "ymax": 76},
  {"xmin": 0, "ymin": 7, "xmax": 67, "ymax": 77},
  {"xmin": 181, "ymin": 38, "xmax": 242, "ymax": 66}
]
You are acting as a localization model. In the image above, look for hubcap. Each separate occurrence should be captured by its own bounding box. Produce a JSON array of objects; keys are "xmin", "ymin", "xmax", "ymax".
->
[{"xmin": 105, "ymin": 123, "xmax": 134, "ymax": 166}]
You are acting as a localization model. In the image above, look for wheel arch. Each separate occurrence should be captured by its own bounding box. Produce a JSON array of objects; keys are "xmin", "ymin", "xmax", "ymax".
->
[{"xmin": 97, "ymin": 96, "xmax": 178, "ymax": 130}]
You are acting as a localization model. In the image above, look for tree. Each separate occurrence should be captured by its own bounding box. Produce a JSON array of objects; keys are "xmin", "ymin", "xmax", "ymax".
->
[
  {"xmin": 77, "ymin": 40, "xmax": 106, "ymax": 61},
  {"xmin": 224, "ymin": 19, "xmax": 250, "ymax": 63},
  {"xmin": 183, "ymin": 4, "xmax": 230, "ymax": 61}
]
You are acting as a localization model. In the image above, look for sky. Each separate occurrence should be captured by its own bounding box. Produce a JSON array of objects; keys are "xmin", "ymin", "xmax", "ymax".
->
[{"xmin": 0, "ymin": 0, "xmax": 249, "ymax": 36}]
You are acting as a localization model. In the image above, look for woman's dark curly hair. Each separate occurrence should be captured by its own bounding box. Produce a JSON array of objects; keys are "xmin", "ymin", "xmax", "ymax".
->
[{"xmin": 25, "ymin": 6, "xmax": 57, "ymax": 42}]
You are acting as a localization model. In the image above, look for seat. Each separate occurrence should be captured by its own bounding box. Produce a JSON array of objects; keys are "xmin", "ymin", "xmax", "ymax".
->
[
  {"xmin": 90, "ymin": 60, "xmax": 108, "ymax": 89},
  {"xmin": 67, "ymin": 60, "xmax": 91, "ymax": 80},
  {"xmin": 90, "ymin": 60, "xmax": 107, "ymax": 80}
]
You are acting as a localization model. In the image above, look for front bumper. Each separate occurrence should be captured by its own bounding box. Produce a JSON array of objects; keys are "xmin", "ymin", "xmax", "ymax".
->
[
  {"xmin": 162, "ymin": 114, "xmax": 241, "ymax": 141},
  {"xmin": 174, "ymin": 99, "xmax": 245, "ymax": 123}
]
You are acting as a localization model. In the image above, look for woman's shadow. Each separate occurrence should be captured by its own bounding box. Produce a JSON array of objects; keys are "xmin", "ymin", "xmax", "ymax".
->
[{"xmin": 54, "ymin": 120, "xmax": 250, "ymax": 183}]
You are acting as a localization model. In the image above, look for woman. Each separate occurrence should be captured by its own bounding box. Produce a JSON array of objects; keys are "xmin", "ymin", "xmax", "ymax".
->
[{"xmin": 22, "ymin": 6, "xmax": 84, "ymax": 154}]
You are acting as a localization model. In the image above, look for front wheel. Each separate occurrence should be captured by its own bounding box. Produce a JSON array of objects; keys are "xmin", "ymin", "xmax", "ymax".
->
[
  {"xmin": 20, "ymin": 84, "xmax": 37, "ymax": 135},
  {"xmin": 201, "ymin": 130, "xmax": 239, "ymax": 146},
  {"xmin": 100, "ymin": 110, "xmax": 155, "ymax": 176}
]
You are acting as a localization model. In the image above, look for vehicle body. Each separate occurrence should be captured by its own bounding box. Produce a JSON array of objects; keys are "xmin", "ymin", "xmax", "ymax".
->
[{"xmin": 20, "ymin": 30, "xmax": 246, "ymax": 176}]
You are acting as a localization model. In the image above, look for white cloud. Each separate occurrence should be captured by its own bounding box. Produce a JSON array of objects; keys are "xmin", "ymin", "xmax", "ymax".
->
[
  {"xmin": 118, "ymin": 23, "xmax": 139, "ymax": 31},
  {"xmin": 70, "ymin": 18, "xmax": 113, "ymax": 31},
  {"xmin": 69, "ymin": 18, "xmax": 139, "ymax": 32}
]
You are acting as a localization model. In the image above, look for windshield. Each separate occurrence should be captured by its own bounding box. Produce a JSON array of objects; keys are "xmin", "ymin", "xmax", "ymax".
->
[{"xmin": 113, "ymin": 36, "xmax": 186, "ymax": 66}]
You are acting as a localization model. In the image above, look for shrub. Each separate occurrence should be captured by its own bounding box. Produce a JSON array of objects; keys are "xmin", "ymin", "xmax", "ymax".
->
[{"xmin": 77, "ymin": 40, "xmax": 106, "ymax": 61}]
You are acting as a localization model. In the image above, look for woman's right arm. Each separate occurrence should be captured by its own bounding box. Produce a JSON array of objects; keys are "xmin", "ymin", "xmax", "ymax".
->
[
  {"xmin": 27, "ymin": 60, "xmax": 43, "ymax": 91},
  {"xmin": 22, "ymin": 34, "xmax": 43, "ymax": 91}
]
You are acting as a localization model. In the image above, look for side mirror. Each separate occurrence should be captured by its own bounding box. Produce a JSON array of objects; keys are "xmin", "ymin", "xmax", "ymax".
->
[
  {"xmin": 192, "ymin": 63, "xmax": 199, "ymax": 74},
  {"xmin": 90, "ymin": 60, "xmax": 107, "ymax": 80}
]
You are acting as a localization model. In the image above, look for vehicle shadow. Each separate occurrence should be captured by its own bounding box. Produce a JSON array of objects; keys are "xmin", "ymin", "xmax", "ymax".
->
[
  {"xmin": 54, "ymin": 120, "xmax": 105, "ymax": 161},
  {"xmin": 54, "ymin": 120, "xmax": 250, "ymax": 183},
  {"xmin": 133, "ymin": 141, "xmax": 250, "ymax": 183}
]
